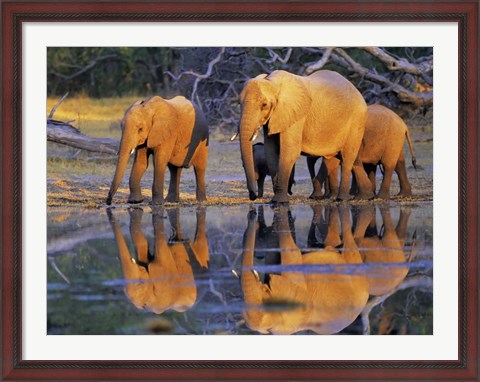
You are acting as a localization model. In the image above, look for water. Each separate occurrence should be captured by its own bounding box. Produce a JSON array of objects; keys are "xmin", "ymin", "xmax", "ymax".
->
[{"xmin": 47, "ymin": 202, "xmax": 433, "ymax": 335}]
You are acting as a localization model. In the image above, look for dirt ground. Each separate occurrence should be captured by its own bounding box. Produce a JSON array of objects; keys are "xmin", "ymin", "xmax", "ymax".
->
[{"xmin": 47, "ymin": 129, "xmax": 433, "ymax": 209}]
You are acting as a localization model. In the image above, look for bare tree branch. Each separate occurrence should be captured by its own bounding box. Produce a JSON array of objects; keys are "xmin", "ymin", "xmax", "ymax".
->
[
  {"xmin": 332, "ymin": 48, "xmax": 432, "ymax": 106},
  {"xmin": 47, "ymin": 94, "xmax": 119, "ymax": 154},
  {"xmin": 266, "ymin": 48, "xmax": 293, "ymax": 64},
  {"xmin": 360, "ymin": 47, "xmax": 433, "ymax": 75},
  {"xmin": 305, "ymin": 47, "xmax": 334, "ymax": 74},
  {"xmin": 165, "ymin": 48, "xmax": 226, "ymax": 102}
]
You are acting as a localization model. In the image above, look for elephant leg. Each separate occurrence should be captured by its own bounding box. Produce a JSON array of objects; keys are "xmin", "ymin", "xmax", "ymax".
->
[
  {"xmin": 324, "ymin": 157, "xmax": 340, "ymax": 199},
  {"xmin": 128, "ymin": 207, "xmax": 150, "ymax": 264},
  {"xmin": 288, "ymin": 164, "xmax": 295, "ymax": 195},
  {"xmin": 128, "ymin": 146, "xmax": 150, "ymax": 204},
  {"xmin": 366, "ymin": 164, "xmax": 377, "ymax": 194},
  {"xmin": 271, "ymin": 136, "xmax": 300, "ymax": 204},
  {"xmin": 264, "ymin": 132, "xmax": 279, "ymax": 180},
  {"xmin": 191, "ymin": 206, "xmax": 209, "ymax": 269},
  {"xmin": 337, "ymin": 158, "xmax": 354, "ymax": 201},
  {"xmin": 166, "ymin": 164, "xmax": 182, "ymax": 203},
  {"xmin": 193, "ymin": 143, "xmax": 208, "ymax": 202},
  {"xmin": 357, "ymin": 163, "xmax": 376, "ymax": 196},
  {"xmin": 257, "ymin": 174, "xmax": 266, "ymax": 198},
  {"xmin": 351, "ymin": 157, "xmax": 375, "ymax": 200},
  {"xmin": 167, "ymin": 208, "xmax": 183, "ymax": 241},
  {"xmin": 395, "ymin": 152, "xmax": 413, "ymax": 197},
  {"xmin": 152, "ymin": 151, "xmax": 169, "ymax": 205},
  {"xmin": 395, "ymin": 208, "xmax": 412, "ymax": 245},
  {"xmin": 324, "ymin": 205, "xmax": 342, "ymax": 249},
  {"xmin": 377, "ymin": 163, "xmax": 395, "ymax": 199},
  {"xmin": 307, "ymin": 156, "xmax": 323, "ymax": 199}
]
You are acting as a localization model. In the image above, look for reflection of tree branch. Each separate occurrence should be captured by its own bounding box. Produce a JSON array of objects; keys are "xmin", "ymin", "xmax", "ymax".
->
[
  {"xmin": 47, "ymin": 224, "xmax": 114, "ymax": 255},
  {"xmin": 361, "ymin": 275, "xmax": 433, "ymax": 335},
  {"xmin": 48, "ymin": 256, "xmax": 71, "ymax": 284}
]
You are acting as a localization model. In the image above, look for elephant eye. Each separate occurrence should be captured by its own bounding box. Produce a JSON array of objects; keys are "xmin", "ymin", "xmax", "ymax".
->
[{"xmin": 261, "ymin": 102, "xmax": 268, "ymax": 109}]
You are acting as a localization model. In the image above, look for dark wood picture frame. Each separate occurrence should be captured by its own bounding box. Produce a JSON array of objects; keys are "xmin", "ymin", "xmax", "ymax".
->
[{"xmin": 1, "ymin": 1, "xmax": 478, "ymax": 380}]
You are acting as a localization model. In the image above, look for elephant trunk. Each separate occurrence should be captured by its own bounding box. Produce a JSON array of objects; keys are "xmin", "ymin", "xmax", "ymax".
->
[
  {"xmin": 106, "ymin": 140, "xmax": 133, "ymax": 205},
  {"xmin": 239, "ymin": 115, "xmax": 258, "ymax": 201}
]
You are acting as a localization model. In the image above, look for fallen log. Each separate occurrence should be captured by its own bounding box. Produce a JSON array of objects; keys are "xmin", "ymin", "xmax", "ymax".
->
[{"xmin": 47, "ymin": 93, "xmax": 120, "ymax": 155}]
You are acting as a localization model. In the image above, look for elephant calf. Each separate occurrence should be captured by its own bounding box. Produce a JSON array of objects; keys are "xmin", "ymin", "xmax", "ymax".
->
[
  {"xmin": 253, "ymin": 142, "xmax": 295, "ymax": 198},
  {"xmin": 106, "ymin": 95, "xmax": 209, "ymax": 205}
]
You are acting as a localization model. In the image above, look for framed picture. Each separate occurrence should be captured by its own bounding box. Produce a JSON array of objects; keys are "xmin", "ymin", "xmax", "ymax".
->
[{"xmin": 1, "ymin": 1, "xmax": 478, "ymax": 380}]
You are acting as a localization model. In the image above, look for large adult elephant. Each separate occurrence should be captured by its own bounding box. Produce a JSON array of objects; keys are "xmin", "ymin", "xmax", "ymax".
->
[
  {"xmin": 106, "ymin": 96, "xmax": 209, "ymax": 205},
  {"xmin": 240, "ymin": 205, "xmax": 369, "ymax": 335},
  {"xmin": 107, "ymin": 207, "xmax": 209, "ymax": 314},
  {"xmin": 238, "ymin": 70, "xmax": 373, "ymax": 203}
]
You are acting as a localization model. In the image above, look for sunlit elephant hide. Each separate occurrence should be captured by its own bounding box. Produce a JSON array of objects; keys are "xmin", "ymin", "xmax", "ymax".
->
[
  {"xmin": 106, "ymin": 96, "xmax": 209, "ymax": 205},
  {"xmin": 238, "ymin": 70, "xmax": 373, "ymax": 203},
  {"xmin": 352, "ymin": 205, "xmax": 415, "ymax": 296},
  {"xmin": 240, "ymin": 205, "xmax": 369, "ymax": 335},
  {"xmin": 308, "ymin": 105, "xmax": 417, "ymax": 200},
  {"xmin": 107, "ymin": 207, "xmax": 209, "ymax": 314}
]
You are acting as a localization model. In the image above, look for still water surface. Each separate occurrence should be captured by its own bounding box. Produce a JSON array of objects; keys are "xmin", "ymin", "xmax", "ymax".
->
[{"xmin": 47, "ymin": 203, "xmax": 432, "ymax": 335}]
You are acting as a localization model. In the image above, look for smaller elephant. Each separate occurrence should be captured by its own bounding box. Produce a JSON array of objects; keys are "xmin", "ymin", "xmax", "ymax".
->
[
  {"xmin": 352, "ymin": 205, "xmax": 415, "ymax": 296},
  {"xmin": 253, "ymin": 142, "xmax": 295, "ymax": 198},
  {"xmin": 106, "ymin": 96, "xmax": 209, "ymax": 205},
  {"xmin": 309, "ymin": 105, "xmax": 417, "ymax": 199}
]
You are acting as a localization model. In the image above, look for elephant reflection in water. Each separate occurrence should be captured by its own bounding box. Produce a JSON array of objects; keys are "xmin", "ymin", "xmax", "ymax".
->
[
  {"xmin": 241, "ymin": 204, "xmax": 370, "ymax": 335},
  {"xmin": 352, "ymin": 205, "xmax": 414, "ymax": 297},
  {"xmin": 107, "ymin": 207, "xmax": 209, "ymax": 314}
]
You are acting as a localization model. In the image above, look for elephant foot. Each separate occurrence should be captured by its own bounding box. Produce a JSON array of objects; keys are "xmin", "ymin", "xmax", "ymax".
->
[
  {"xmin": 354, "ymin": 191, "xmax": 375, "ymax": 200},
  {"xmin": 106, "ymin": 197, "xmax": 113, "ymax": 205},
  {"xmin": 337, "ymin": 192, "xmax": 354, "ymax": 201},
  {"xmin": 249, "ymin": 190, "xmax": 257, "ymax": 201},
  {"xmin": 151, "ymin": 198, "xmax": 165, "ymax": 205},
  {"xmin": 165, "ymin": 194, "xmax": 180, "ymax": 203},
  {"xmin": 270, "ymin": 193, "xmax": 289, "ymax": 204},
  {"xmin": 196, "ymin": 195, "xmax": 207, "ymax": 203},
  {"xmin": 309, "ymin": 192, "xmax": 324, "ymax": 200},
  {"xmin": 128, "ymin": 197, "xmax": 144, "ymax": 204},
  {"xmin": 397, "ymin": 190, "xmax": 412, "ymax": 198},
  {"xmin": 376, "ymin": 191, "xmax": 391, "ymax": 200}
]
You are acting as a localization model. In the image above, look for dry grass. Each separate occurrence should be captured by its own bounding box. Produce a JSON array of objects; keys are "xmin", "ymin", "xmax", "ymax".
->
[{"xmin": 47, "ymin": 96, "xmax": 433, "ymax": 209}]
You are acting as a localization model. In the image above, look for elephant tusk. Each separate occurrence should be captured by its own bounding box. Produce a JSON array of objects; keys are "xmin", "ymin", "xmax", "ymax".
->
[
  {"xmin": 230, "ymin": 132, "xmax": 239, "ymax": 141},
  {"xmin": 253, "ymin": 269, "xmax": 260, "ymax": 281},
  {"xmin": 130, "ymin": 149, "xmax": 135, "ymax": 156},
  {"xmin": 231, "ymin": 269, "xmax": 240, "ymax": 278},
  {"xmin": 249, "ymin": 130, "xmax": 259, "ymax": 142},
  {"xmin": 131, "ymin": 258, "xmax": 137, "ymax": 264}
]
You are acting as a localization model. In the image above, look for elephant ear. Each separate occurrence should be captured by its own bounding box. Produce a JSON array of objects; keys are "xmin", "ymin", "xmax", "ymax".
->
[
  {"xmin": 267, "ymin": 72, "xmax": 312, "ymax": 136},
  {"xmin": 147, "ymin": 101, "xmax": 177, "ymax": 149}
]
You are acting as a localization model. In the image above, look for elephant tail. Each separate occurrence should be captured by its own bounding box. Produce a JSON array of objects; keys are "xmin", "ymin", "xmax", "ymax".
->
[{"xmin": 405, "ymin": 128, "xmax": 417, "ymax": 170}]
